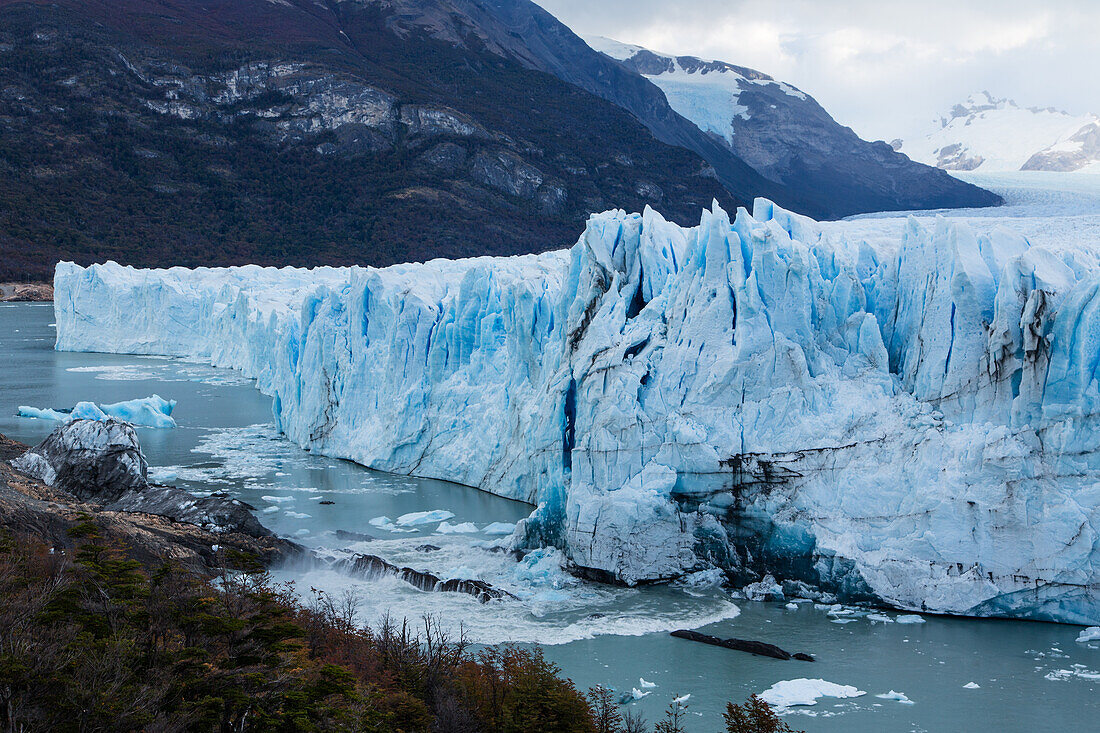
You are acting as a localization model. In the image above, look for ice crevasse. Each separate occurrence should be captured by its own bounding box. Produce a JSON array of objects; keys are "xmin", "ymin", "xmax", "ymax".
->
[{"xmin": 54, "ymin": 199, "xmax": 1100, "ymax": 623}]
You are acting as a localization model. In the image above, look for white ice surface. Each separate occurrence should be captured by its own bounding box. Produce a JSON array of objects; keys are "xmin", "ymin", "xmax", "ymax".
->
[
  {"xmin": 53, "ymin": 172, "xmax": 1100, "ymax": 623},
  {"xmin": 760, "ymin": 679, "xmax": 865, "ymax": 709}
]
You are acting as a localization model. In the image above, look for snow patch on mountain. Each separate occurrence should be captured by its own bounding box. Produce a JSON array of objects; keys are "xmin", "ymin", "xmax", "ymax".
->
[
  {"xmin": 587, "ymin": 36, "xmax": 806, "ymax": 146},
  {"xmin": 901, "ymin": 92, "xmax": 1100, "ymax": 173},
  {"xmin": 54, "ymin": 174, "xmax": 1100, "ymax": 624}
]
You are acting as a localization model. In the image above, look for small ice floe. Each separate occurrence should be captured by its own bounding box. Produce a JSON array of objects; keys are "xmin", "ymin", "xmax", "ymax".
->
[
  {"xmin": 482, "ymin": 521, "xmax": 516, "ymax": 536},
  {"xmin": 396, "ymin": 509, "xmax": 455, "ymax": 526},
  {"xmin": 866, "ymin": 613, "xmax": 894, "ymax": 624},
  {"xmin": 785, "ymin": 602, "xmax": 799, "ymax": 610},
  {"xmin": 631, "ymin": 688, "xmax": 651, "ymax": 700},
  {"xmin": 294, "ymin": 528, "xmax": 310, "ymax": 536},
  {"xmin": 673, "ymin": 694, "xmax": 691, "ymax": 704},
  {"xmin": 875, "ymin": 691, "xmax": 914, "ymax": 704},
  {"xmin": 369, "ymin": 515, "xmax": 416, "ymax": 533},
  {"xmin": 741, "ymin": 574, "xmax": 783, "ymax": 601},
  {"xmin": 285, "ymin": 511, "xmax": 312, "ymax": 519},
  {"xmin": 436, "ymin": 521, "xmax": 479, "ymax": 534},
  {"xmin": 261, "ymin": 506, "xmax": 279, "ymax": 514},
  {"xmin": 895, "ymin": 615, "xmax": 926, "ymax": 624},
  {"xmin": 963, "ymin": 682, "xmax": 981, "ymax": 689},
  {"xmin": 1077, "ymin": 627, "xmax": 1100, "ymax": 643},
  {"xmin": 639, "ymin": 678, "xmax": 657, "ymax": 689},
  {"xmin": 1045, "ymin": 665, "xmax": 1100, "ymax": 681},
  {"xmin": 760, "ymin": 679, "xmax": 866, "ymax": 709},
  {"xmin": 262, "ymin": 495, "xmax": 295, "ymax": 503}
]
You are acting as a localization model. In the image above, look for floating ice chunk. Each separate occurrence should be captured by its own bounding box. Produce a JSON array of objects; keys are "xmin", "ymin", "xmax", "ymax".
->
[
  {"xmin": 436, "ymin": 521, "xmax": 479, "ymax": 534},
  {"xmin": 285, "ymin": 511, "xmax": 312, "ymax": 519},
  {"xmin": 482, "ymin": 521, "xmax": 517, "ymax": 536},
  {"xmin": 639, "ymin": 678, "xmax": 657, "ymax": 689},
  {"xmin": 18, "ymin": 405, "xmax": 77, "ymax": 421},
  {"xmin": 263, "ymin": 495, "xmax": 295, "ymax": 503},
  {"xmin": 866, "ymin": 613, "xmax": 894, "ymax": 623},
  {"xmin": 19, "ymin": 395, "xmax": 177, "ymax": 428},
  {"xmin": 963, "ymin": 682, "xmax": 981, "ymax": 689},
  {"xmin": 673, "ymin": 694, "xmax": 691, "ymax": 704},
  {"xmin": 760, "ymin": 679, "xmax": 866, "ymax": 709},
  {"xmin": 875, "ymin": 691, "xmax": 914, "ymax": 704},
  {"xmin": 895, "ymin": 615, "xmax": 926, "ymax": 624},
  {"xmin": 396, "ymin": 510, "xmax": 455, "ymax": 526},
  {"xmin": 1077, "ymin": 627, "xmax": 1100, "ymax": 643},
  {"xmin": 631, "ymin": 688, "xmax": 650, "ymax": 700},
  {"xmin": 261, "ymin": 506, "xmax": 279, "ymax": 514},
  {"xmin": 369, "ymin": 515, "xmax": 416, "ymax": 533},
  {"xmin": 785, "ymin": 602, "xmax": 799, "ymax": 610}
]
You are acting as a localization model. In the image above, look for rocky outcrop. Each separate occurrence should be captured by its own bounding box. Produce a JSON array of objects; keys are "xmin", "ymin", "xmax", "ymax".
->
[
  {"xmin": 0, "ymin": 282, "xmax": 52, "ymax": 301},
  {"xmin": 2, "ymin": 430, "xmax": 300, "ymax": 574},
  {"xmin": 12, "ymin": 420, "xmax": 274, "ymax": 541},
  {"xmin": 338, "ymin": 553, "xmax": 516, "ymax": 603},
  {"xmin": 670, "ymin": 630, "xmax": 815, "ymax": 662},
  {"xmin": 13, "ymin": 419, "xmax": 149, "ymax": 502}
]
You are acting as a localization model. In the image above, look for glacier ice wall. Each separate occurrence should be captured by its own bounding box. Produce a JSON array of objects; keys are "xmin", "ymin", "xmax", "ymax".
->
[{"xmin": 54, "ymin": 199, "xmax": 1100, "ymax": 623}]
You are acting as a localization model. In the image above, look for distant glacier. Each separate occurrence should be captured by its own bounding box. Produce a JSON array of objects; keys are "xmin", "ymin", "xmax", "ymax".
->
[{"xmin": 55, "ymin": 184, "xmax": 1100, "ymax": 624}]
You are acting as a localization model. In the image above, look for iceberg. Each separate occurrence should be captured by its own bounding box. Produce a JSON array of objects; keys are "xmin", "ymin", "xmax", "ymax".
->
[
  {"xmin": 53, "ymin": 192, "xmax": 1100, "ymax": 623},
  {"xmin": 18, "ymin": 395, "xmax": 177, "ymax": 428},
  {"xmin": 760, "ymin": 679, "xmax": 865, "ymax": 709}
]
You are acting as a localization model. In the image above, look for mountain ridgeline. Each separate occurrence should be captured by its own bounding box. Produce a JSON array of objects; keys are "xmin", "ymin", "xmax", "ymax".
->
[{"xmin": 0, "ymin": 0, "xmax": 998, "ymax": 280}]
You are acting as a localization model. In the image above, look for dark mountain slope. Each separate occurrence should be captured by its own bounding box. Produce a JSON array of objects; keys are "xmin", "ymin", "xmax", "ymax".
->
[
  {"xmin": 359, "ymin": 0, "xmax": 1001, "ymax": 218},
  {"xmin": 0, "ymin": 0, "xmax": 737, "ymax": 280}
]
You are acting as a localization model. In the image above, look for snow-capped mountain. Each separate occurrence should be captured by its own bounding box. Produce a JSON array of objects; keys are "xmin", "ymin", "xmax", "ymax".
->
[
  {"xmin": 899, "ymin": 92, "xmax": 1100, "ymax": 173},
  {"xmin": 588, "ymin": 37, "xmax": 997, "ymax": 217}
]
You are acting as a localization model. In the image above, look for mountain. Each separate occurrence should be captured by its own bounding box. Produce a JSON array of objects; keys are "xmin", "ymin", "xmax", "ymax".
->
[
  {"xmin": 0, "ymin": 0, "xmax": 1000, "ymax": 283},
  {"xmin": 899, "ymin": 92, "xmax": 1100, "ymax": 173},
  {"xmin": 587, "ymin": 37, "xmax": 1001, "ymax": 218},
  {"xmin": 0, "ymin": 0, "xmax": 742, "ymax": 280}
]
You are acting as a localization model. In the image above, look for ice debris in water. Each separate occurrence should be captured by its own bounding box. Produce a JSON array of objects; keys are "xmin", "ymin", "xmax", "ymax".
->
[
  {"xmin": 396, "ymin": 510, "xmax": 455, "ymax": 526},
  {"xmin": 262, "ymin": 495, "xmax": 295, "ymax": 503},
  {"xmin": 760, "ymin": 679, "xmax": 866, "ymax": 709},
  {"xmin": 369, "ymin": 516, "xmax": 416, "ymax": 533},
  {"xmin": 436, "ymin": 521, "xmax": 479, "ymax": 534},
  {"xmin": 482, "ymin": 521, "xmax": 517, "ymax": 536},
  {"xmin": 895, "ymin": 615, "xmax": 926, "ymax": 624},
  {"xmin": 875, "ymin": 691, "xmax": 914, "ymax": 704},
  {"xmin": 1076, "ymin": 627, "xmax": 1100, "ymax": 643},
  {"xmin": 639, "ymin": 678, "xmax": 657, "ymax": 689},
  {"xmin": 673, "ymin": 694, "xmax": 691, "ymax": 705},
  {"xmin": 963, "ymin": 682, "xmax": 981, "ymax": 689},
  {"xmin": 631, "ymin": 688, "xmax": 651, "ymax": 700},
  {"xmin": 19, "ymin": 395, "xmax": 177, "ymax": 428},
  {"xmin": 51, "ymin": 185, "xmax": 1100, "ymax": 623}
]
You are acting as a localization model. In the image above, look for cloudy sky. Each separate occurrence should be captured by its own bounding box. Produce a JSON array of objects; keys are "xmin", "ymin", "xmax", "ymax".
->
[{"xmin": 534, "ymin": 0, "xmax": 1100, "ymax": 142}]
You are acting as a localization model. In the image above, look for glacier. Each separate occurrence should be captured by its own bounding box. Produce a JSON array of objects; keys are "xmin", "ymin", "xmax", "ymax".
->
[{"xmin": 53, "ymin": 191, "xmax": 1100, "ymax": 624}]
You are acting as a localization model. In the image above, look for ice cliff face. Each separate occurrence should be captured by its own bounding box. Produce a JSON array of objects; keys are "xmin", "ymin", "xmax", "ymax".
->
[{"xmin": 54, "ymin": 197, "xmax": 1100, "ymax": 623}]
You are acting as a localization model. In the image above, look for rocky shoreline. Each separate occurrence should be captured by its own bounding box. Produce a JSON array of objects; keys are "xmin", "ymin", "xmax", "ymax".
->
[
  {"xmin": 0, "ymin": 426, "xmax": 300, "ymax": 575},
  {"xmin": 0, "ymin": 282, "xmax": 53, "ymax": 302},
  {"xmin": 2, "ymin": 421, "xmax": 517, "ymax": 603}
]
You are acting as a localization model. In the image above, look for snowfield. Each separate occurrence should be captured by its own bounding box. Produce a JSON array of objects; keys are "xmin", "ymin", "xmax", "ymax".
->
[{"xmin": 54, "ymin": 173, "xmax": 1100, "ymax": 623}]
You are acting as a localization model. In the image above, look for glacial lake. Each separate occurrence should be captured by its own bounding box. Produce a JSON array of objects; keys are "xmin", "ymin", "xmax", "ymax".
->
[{"xmin": 4, "ymin": 301, "xmax": 1099, "ymax": 732}]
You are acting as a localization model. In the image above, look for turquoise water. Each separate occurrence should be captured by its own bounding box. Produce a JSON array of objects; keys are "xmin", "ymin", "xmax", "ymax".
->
[{"xmin": 3, "ymin": 302, "xmax": 1098, "ymax": 731}]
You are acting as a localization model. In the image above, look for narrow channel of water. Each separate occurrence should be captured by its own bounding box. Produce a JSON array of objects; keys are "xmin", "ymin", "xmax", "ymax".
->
[{"xmin": 4, "ymin": 302, "xmax": 1098, "ymax": 732}]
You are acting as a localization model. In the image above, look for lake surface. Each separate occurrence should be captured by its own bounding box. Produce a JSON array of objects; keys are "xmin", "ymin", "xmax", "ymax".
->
[{"xmin": 4, "ymin": 301, "xmax": 1099, "ymax": 732}]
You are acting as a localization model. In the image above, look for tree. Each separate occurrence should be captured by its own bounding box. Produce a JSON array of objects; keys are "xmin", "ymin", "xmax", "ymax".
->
[
  {"xmin": 724, "ymin": 694, "xmax": 800, "ymax": 733},
  {"xmin": 653, "ymin": 697, "xmax": 688, "ymax": 733},
  {"xmin": 586, "ymin": 685, "xmax": 623, "ymax": 733}
]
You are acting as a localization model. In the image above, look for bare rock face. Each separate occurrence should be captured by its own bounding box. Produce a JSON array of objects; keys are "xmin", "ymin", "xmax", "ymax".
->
[
  {"xmin": 12, "ymin": 419, "xmax": 148, "ymax": 502},
  {"xmin": 11, "ymin": 420, "xmax": 268, "ymax": 537}
]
